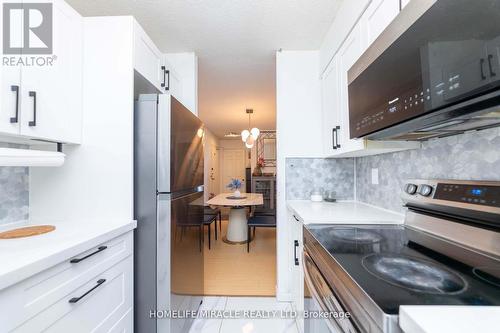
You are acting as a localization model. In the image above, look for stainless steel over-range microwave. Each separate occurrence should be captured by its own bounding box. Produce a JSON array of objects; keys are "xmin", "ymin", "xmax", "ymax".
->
[{"xmin": 348, "ymin": 0, "xmax": 500, "ymax": 141}]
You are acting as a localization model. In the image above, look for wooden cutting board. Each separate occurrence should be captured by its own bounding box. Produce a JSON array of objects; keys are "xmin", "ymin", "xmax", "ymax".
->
[{"xmin": 0, "ymin": 225, "xmax": 56, "ymax": 239}]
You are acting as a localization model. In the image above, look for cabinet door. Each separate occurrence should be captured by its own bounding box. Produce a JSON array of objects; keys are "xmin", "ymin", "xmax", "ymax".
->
[
  {"xmin": 338, "ymin": 24, "xmax": 365, "ymax": 153},
  {"xmin": 360, "ymin": 0, "xmax": 400, "ymax": 47},
  {"xmin": 321, "ymin": 55, "xmax": 342, "ymax": 156},
  {"xmin": 20, "ymin": 0, "xmax": 82, "ymax": 143},
  {"xmin": 289, "ymin": 211, "xmax": 304, "ymax": 331},
  {"xmin": 0, "ymin": 0, "xmax": 22, "ymax": 135},
  {"xmin": 134, "ymin": 21, "xmax": 163, "ymax": 92}
]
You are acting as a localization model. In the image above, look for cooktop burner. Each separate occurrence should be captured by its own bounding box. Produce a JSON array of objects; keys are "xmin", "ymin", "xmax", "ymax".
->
[
  {"xmin": 362, "ymin": 253, "xmax": 467, "ymax": 294},
  {"xmin": 329, "ymin": 229, "xmax": 383, "ymax": 244},
  {"xmin": 305, "ymin": 224, "xmax": 500, "ymax": 314}
]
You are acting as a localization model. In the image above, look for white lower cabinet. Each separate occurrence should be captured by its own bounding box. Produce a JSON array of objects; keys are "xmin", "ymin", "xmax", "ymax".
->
[
  {"xmin": 0, "ymin": 232, "xmax": 133, "ymax": 333},
  {"xmin": 289, "ymin": 210, "xmax": 304, "ymax": 333}
]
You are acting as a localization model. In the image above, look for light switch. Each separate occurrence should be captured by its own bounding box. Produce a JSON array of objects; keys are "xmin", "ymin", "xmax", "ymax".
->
[{"xmin": 371, "ymin": 168, "xmax": 379, "ymax": 185}]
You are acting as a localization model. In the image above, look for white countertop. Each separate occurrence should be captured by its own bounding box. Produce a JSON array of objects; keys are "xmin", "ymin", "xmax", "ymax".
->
[
  {"xmin": 287, "ymin": 200, "xmax": 404, "ymax": 224},
  {"xmin": 0, "ymin": 219, "xmax": 136, "ymax": 290},
  {"xmin": 399, "ymin": 306, "xmax": 500, "ymax": 333}
]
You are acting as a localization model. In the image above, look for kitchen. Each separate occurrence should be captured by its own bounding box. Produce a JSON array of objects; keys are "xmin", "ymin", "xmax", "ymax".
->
[{"xmin": 0, "ymin": 0, "xmax": 499, "ymax": 333}]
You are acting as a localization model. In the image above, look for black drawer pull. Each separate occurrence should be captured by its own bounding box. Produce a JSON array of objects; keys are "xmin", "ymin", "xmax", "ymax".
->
[
  {"xmin": 10, "ymin": 85, "xmax": 19, "ymax": 123},
  {"xmin": 70, "ymin": 246, "xmax": 107, "ymax": 263},
  {"xmin": 28, "ymin": 91, "xmax": 36, "ymax": 126},
  {"xmin": 488, "ymin": 54, "xmax": 496, "ymax": 77},
  {"xmin": 293, "ymin": 215, "xmax": 300, "ymax": 222},
  {"xmin": 294, "ymin": 240, "xmax": 299, "ymax": 266},
  {"xmin": 69, "ymin": 279, "xmax": 106, "ymax": 304}
]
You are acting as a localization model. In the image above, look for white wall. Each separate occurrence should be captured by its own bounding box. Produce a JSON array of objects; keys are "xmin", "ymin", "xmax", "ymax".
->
[
  {"xmin": 30, "ymin": 17, "xmax": 135, "ymax": 223},
  {"xmin": 164, "ymin": 52, "xmax": 198, "ymax": 115},
  {"xmin": 275, "ymin": 50, "xmax": 322, "ymax": 301},
  {"xmin": 203, "ymin": 128, "xmax": 220, "ymax": 202}
]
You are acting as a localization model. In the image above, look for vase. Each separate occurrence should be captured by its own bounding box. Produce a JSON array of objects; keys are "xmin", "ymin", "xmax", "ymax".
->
[
  {"xmin": 233, "ymin": 189, "xmax": 241, "ymax": 197},
  {"xmin": 253, "ymin": 166, "xmax": 262, "ymax": 176}
]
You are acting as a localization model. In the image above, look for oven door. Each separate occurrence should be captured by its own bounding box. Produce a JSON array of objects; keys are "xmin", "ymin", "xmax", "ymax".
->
[{"xmin": 303, "ymin": 251, "xmax": 358, "ymax": 333}]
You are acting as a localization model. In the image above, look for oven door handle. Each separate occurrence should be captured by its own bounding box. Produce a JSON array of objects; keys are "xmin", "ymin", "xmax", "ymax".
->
[{"xmin": 303, "ymin": 251, "xmax": 346, "ymax": 333}]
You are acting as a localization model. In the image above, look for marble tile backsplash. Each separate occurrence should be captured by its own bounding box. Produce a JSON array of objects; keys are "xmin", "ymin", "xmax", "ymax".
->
[
  {"xmin": 285, "ymin": 127, "xmax": 500, "ymax": 213},
  {"xmin": 0, "ymin": 144, "xmax": 29, "ymax": 225},
  {"xmin": 356, "ymin": 127, "xmax": 500, "ymax": 213},
  {"xmin": 285, "ymin": 158, "xmax": 355, "ymax": 200}
]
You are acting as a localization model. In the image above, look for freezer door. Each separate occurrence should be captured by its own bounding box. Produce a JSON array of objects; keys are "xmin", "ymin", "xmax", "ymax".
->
[
  {"xmin": 158, "ymin": 190, "xmax": 204, "ymax": 333},
  {"xmin": 158, "ymin": 95, "xmax": 204, "ymax": 193}
]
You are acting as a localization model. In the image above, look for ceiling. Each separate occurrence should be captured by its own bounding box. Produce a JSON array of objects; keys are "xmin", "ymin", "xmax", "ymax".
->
[{"xmin": 66, "ymin": 0, "xmax": 342, "ymax": 138}]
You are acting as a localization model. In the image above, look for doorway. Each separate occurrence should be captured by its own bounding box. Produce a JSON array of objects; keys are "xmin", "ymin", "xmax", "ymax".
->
[{"xmin": 220, "ymin": 149, "xmax": 247, "ymax": 193}]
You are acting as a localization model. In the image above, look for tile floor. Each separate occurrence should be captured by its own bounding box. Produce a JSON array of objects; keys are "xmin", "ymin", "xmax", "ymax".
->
[{"xmin": 189, "ymin": 296, "xmax": 299, "ymax": 333}]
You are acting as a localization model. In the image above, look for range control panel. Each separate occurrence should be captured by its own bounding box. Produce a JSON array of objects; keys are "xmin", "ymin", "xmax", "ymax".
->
[{"xmin": 434, "ymin": 183, "xmax": 500, "ymax": 208}]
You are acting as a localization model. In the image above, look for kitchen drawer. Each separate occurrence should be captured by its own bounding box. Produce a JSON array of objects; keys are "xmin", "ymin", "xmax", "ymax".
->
[
  {"xmin": 0, "ymin": 232, "xmax": 133, "ymax": 332},
  {"xmin": 12, "ymin": 255, "xmax": 133, "ymax": 333}
]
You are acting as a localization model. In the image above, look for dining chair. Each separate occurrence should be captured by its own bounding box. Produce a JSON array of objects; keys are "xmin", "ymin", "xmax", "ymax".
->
[{"xmin": 246, "ymin": 215, "xmax": 276, "ymax": 252}]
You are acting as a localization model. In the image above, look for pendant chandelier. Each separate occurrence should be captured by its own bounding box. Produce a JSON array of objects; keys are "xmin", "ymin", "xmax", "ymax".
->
[{"xmin": 241, "ymin": 109, "xmax": 260, "ymax": 148}]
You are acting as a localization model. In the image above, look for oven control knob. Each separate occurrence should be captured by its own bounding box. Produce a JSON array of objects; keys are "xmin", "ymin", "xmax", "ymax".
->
[
  {"xmin": 404, "ymin": 183, "xmax": 418, "ymax": 195},
  {"xmin": 418, "ymin": 184, "xmax": 433, "ymax": 197}
]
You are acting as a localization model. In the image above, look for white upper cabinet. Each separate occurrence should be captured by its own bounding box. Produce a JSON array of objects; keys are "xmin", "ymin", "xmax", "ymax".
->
[
  {"xmin": 134, "ymin": 21, "xmax": 164, "ymax": 93},
  {"xmin": 0, "ymin": 0, "xmax": 22, "ymax": 136},
  {"xmin": 162, "ymin": 59, "xmax": 183, "ymax": 102},
  {"xmin": 360, "ymin": 0, "xmax": 401, "ymax": 47},
  {"xmin": 20, "ymin": 0, "xmax": 83, "ymax": 144},
  {"xmin": 322, "ymin": 56, "xmax": 341, "ymax": 156},
  {"xmin": 321, "ymin": 0, "xmax": 420, "ymax": 157},
  {"xmin": 0, "ymin": 0, "xmax": 83, "ymax": 144}
]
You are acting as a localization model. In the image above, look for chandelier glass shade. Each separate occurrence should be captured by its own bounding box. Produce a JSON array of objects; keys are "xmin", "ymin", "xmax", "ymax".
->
[{"xmin": 241, "ymin": 109, "xmax": 259, "ymax": 148}]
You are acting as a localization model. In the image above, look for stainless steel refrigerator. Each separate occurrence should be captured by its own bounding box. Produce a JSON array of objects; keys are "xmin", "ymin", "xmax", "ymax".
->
[{"xmin": 134, "ymin": 94, "xmax": 204, "ymax": 333}]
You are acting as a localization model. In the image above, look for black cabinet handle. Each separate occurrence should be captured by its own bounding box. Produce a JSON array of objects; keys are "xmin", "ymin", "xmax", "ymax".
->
[
  {"xmin": 161, "ymin": 66, "xmax": 170, "ymax": 91},
  {"xmin": 69, "ymin": 279, "xmax": 106, "ymax": 304},
  {"xmin": 10, "ymin": 85, "xmax": 19, "ymax": 123},
  {"xmin": 165, "ymin": 69, "xmax": 170, "ymax": 91},
  {"xmin": 161, "ymin": 66, "xmax": 166, "ymax": 87},
  {"xmin": 294, "ymin": 240, "xmax": 299, "ymax": 266},
  {"xmin": 488, "ymin": 54, "xmax": 496, "ymax": 77},
  {"xmin": 28, "ymin": 91, "xmax": 36, "ymax": 126},
  {"xmin": 335, "ymin": 125, "xmax": 341, "ymax": 148},
  {"xmin": 480, "ymin": 58, "xmax": 487, "ymax": 80},
  {"xmin": 293, "ymin": 215, "xmax": 300, "ymax": 222},
  {"xmin": 332, "ymin": 128, "xmax": 337, "ymax": 150},
  {"xmin": 70, "ymin": 246, "xmax": 107, "ymax": 263}
]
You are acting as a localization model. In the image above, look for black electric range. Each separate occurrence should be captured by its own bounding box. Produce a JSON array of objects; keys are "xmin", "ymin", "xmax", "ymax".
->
[{"xmin": 303, "ymin": 180, "xmax": 500, "ymax": 333}]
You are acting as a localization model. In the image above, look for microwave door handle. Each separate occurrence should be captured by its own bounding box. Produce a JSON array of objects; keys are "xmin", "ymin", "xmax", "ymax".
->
[{"xmin": 487, "ymin": 54, "xmax": 496, "ymax": 77}]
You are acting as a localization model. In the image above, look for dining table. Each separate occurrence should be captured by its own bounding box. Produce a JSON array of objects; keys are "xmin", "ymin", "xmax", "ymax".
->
[{"xmin": 206, "ymin": 192, "xmax": 263, "ymax": 244}]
